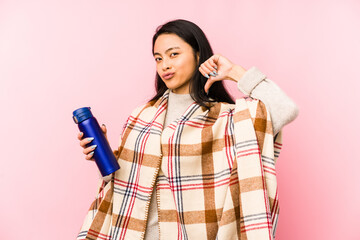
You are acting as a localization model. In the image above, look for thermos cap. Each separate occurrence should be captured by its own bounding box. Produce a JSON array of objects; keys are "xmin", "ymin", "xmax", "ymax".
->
[{"xmin": 73, "ymin": 107, "xmax": 93, "ymax": 124}]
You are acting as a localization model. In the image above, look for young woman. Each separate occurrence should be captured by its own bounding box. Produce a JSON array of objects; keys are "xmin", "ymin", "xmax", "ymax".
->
[{"xmin": 77, "ymin": 19, "xmax": 299, "ymax": 240}]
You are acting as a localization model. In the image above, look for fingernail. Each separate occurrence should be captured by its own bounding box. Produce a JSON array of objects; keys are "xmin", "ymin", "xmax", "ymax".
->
[
  {"xmin": 102, "ymin": 124, "xmax": 106, "ymax": 127},
  {"xmin": 89, "ymin": 151, "xmax": 94, "ymax": 156},
  {"xmin": 214, "ymin": 66, "xmax": 218, "ymax": 70},
  {"xmin": 91, "ymin": 145, "xmax": 97, "ymax": 149},
  {"xmin": 212, "ymin": 70, "xmax": 217, "ymax": 75},
  {"xmin": 79, "ymin": 132, "xmax": 83, "ymax": 136},
  {"xmin": 205, "ymin": 74, "xmax": 210, "ymax": 78},
  {"xmin": 87, "ymin": 137, "xmax": 94, "ymax": 142},
  {"xmin": 209, "ymin": 72, "xmax": 216, "ymax": 77}
]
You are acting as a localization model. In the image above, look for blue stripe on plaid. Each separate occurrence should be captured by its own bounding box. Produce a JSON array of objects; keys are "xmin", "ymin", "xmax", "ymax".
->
[
  {"xmin": 226, "ymin": 109, "xmax": 236, "ymax": 169},
  {"xmin": 272, "ymin": 213, "xmax": 279, "ymax": 238},
  {"xmin": 114, "ymin": 187, "xmax": 149, "ymax": 201},
  {"xmin": 235, "ymin": 139, "xmax": 259, "ymax": 149},
  {"xmin": 240, "ymin": 212, "xmax": 272, "ymax": 223},
  {"xmin": 126, "ymin": 124, "xmax": 162, "ymax": 135},
  {"xmin": 193, "ymin": 114, "xmax": 217, "ymax": 123},
  {"xmin": 229, "ymin": 110, "xmax": 237, "ymax": 162},
  {"xmin": 170, "ymin": 103, "xmax": 200, "ymax": 240},
  {"xmin": 77, "ymin": 230, "xmax": 87, "ymax": 239},
  {"xmin": 261, "ymin": 155, "xmax": 276, "ymax": 166}
]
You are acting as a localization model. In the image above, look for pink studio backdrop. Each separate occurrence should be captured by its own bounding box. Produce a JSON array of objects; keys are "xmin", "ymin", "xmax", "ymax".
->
[{"xmin": 1, "ymin": 0, "xmax": 359, "ymax": 239}]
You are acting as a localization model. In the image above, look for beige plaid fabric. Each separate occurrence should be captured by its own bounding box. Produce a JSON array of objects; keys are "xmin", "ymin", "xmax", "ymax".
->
[{"xmin": 77, "ymin": 88, "xmax": 283, "ymax": 240}]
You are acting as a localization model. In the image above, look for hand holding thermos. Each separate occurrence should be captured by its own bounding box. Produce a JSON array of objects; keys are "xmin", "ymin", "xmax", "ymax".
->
[
  {"xmin": 77, "ymin": 124, "xmax": 107, "ymax": 161},
  {"xmin": 73, "ymin": 107, "xmax": 120, "ymax": 176}
]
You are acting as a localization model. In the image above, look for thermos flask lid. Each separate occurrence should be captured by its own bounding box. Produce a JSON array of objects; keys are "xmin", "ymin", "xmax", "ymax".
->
[{"xmin": 73, "ymin": 107, "xmax": 93, "ymax": 124}]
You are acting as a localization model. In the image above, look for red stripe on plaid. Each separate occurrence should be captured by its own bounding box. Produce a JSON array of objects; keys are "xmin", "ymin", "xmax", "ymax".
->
[
  {"xmin": 237, "ymin": 148, "xmax": 261, "ymax": 158},
  {"xmin": 167, "ymin": 121, "xmax": 213, "ymax": 130},
  {"xmin": 183, "ymin": 121, "xmax": 213, "ymax": 128},
  {"xmin": 264, "ymin": 169, "xmax": 277, "ymax": 176},
  {"xmin": 240, "ymin": 222, "xmax": 272, "ymax": 233},
  {"xmin": 263, "ymin": 166, "xmax": 276, "ymax": 176},
  {"xmin": 218, "ymin": 111, "xmax": 233, "ymax": 118},
  {"xmin": 119, "ymin": 126, "xmax": 149, "ymax": 238},
  {"xmin": 114, "ymin": 178, "xmax": 152, "ymax": 194},
  {"xmin": 167, "ymin": 124, "xmax": 177, "ymax": 130},
  {"xmin": 120, "ymin": 102, "xmax": 167, "ymax": 238},
  {"xmin": 88, "ymin": 229, "xmax": 111, "ymax": 240},
  {"xmin": 128, "ymin": 115, "xmax": 163, "ymax": 129},
  {"xmin": 237, "ymin": 147, "xmax": 261, "ymax": 154}
]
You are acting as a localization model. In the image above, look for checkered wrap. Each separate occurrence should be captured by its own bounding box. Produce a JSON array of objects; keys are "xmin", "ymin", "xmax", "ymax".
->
[{"xmin": 77, "ymin": 88, "xmax": 283, "ymax": 240}]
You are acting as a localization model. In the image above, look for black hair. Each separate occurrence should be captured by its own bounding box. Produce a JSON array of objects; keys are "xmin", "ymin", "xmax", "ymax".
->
[{"xmin": 148, "ymin": 19, "xmax": 235, "ymax": 110}]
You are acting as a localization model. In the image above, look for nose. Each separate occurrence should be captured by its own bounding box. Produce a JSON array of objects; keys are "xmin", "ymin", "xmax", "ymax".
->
[{"xmin": 161, "ymin": 58, "xmax": 171, "ymax": 71}]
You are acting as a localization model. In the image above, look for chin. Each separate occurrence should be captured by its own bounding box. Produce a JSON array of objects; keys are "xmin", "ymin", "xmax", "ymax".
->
[
  {"xmin": 164, "ymin": 81, "xmax": 180, "ymax": 90},
  {"xmin": 162, "ymin": 78, "xmax": 190, "ymax": 93}
]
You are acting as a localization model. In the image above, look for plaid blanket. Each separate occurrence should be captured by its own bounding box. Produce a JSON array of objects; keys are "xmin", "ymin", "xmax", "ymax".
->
[{"xmin": 77, "ymin": 88, "xmax": 283, "ymax": 240}]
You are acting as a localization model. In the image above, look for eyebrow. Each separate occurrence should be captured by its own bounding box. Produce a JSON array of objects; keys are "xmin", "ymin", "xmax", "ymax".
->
[{"xmin": 153, "ymin": 47, "xmax": 180, "ymax": 56}]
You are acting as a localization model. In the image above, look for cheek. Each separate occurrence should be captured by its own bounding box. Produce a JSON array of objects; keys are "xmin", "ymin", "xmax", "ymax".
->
[
  {"xmin": 179, "ymin": 58, "xmax": 194, "ymax": 74},
  {"xmin": 184, "ymin": 63, "xmax": 196, "ymax": 77}
]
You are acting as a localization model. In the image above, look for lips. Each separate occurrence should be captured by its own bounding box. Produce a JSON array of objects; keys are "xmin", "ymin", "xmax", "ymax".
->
[{"xmin": 162, "ymin": 72, "xmax": 175, "ymax": 80}]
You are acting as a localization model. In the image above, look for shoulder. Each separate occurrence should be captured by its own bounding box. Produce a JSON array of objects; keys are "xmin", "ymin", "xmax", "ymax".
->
[
  {"xmin": 214, "ymin": 97, "xmax": 269, "ymax": 123},
  {"xmin": 126, "ymin": 98, "xmax": 163, "ymax": 122},
  {"xmin": 216, "ymin": 96, "xmax": 265, "ymax": 112}
]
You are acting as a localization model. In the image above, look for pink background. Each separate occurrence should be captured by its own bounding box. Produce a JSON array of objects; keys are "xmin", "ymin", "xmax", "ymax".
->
[{"xmin": 1, "ymin": 0, "xmax": 359, "ymax": 239}]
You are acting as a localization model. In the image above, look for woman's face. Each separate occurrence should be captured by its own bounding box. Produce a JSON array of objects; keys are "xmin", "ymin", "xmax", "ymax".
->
[{"xmin": 153, "ymin": 33, "xmax": 199, "ymax": 94}]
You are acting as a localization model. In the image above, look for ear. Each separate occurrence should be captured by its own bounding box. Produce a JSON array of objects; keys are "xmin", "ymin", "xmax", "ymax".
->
[{"xmin": 196, "ymin": 52, "xmax": 200, "ymax": 64}]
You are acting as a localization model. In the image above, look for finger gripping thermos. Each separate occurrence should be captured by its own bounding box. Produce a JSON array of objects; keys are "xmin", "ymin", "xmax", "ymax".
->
[{"xmin": 72, "ymin": 107, "xmax": 120, "ymax": 176}]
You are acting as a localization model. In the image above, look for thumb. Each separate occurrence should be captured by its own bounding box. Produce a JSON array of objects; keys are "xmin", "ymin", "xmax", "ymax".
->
[{"xmin": 204, "ymin": 75, "xmax": 222, "ymax": 94}]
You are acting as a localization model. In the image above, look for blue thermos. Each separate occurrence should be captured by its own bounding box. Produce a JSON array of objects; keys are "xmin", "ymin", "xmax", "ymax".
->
[{"xmin": 72, "ymin": 107, "xmax": 120, "ymax": 176}]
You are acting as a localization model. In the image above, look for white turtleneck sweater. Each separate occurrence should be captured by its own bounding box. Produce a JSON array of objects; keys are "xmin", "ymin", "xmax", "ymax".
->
[{"xmin": 101, "ymin": 66, "xmax": 300, "ymax": 240}]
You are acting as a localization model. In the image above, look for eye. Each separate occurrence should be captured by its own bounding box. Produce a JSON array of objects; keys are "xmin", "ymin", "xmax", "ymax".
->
[
  {"xmin": 155, "ymin": 57, "xmax": 162, "ymax": 62},
  {"xmin": 170, "ymin": 52, "xmax": 178, "ymax": 57}
]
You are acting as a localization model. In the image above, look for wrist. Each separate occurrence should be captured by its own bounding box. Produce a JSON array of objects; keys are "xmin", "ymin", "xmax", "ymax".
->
[{"xmin": 227, "ymin": 65, "xmax": 247, "ymax": 82}]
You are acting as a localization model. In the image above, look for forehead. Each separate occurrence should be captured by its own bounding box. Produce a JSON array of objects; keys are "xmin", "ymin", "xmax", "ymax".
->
[{"xmin": 154, "ymin": 33, "xmax": 191, "ymax": 52}]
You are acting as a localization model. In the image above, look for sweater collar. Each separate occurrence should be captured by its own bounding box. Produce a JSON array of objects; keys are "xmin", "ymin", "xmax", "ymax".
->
[
  {"xmin": 153, "ymin": 88, "xmax": 216, "ymax": 110},
  {"xmin": 149, "ymin": 89, "xmax": 220, "ymax": 131}
]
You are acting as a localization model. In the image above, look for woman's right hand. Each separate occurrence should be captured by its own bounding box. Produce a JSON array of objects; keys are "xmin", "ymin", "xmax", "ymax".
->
[{"xmin": 78, "ymin": 124, "xmax": 108, "ymax": 161}]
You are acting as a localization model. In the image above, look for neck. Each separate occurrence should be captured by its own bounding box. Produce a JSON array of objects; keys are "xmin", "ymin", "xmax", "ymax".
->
[{"xmin": 171, "ymin": 89, "xmax": 190, "ymax": 95}]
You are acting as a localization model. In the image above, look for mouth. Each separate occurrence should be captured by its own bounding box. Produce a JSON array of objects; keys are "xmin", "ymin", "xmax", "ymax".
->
[{"xmin": 162, "ymin": 72, "xmax": 175, "ymax": 80}]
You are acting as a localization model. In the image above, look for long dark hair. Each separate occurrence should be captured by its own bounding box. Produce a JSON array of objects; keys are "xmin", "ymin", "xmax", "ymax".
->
[{"xmin": 148, "ymin": 19, "xmax": 235, "ymax": 110}]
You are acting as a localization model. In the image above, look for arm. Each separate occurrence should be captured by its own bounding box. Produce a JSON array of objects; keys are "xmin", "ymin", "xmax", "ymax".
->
[
  {"xmin": 199, "ymin": 54, "xmax": 299, "ymax": 136},
  {"xmin": 232, "ymin": 97, "xmax": 282, "ymax": 239},
  {"xmin": 231, "ymin": 65, "xmax": 299, "ymax": 135}
]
